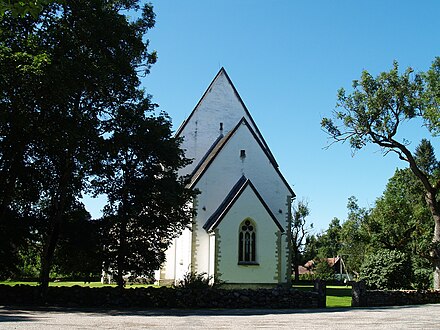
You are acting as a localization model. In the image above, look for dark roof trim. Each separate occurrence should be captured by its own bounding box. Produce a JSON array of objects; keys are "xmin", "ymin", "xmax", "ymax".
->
[
  {"xmin": 203, "ymin": 176, "xmax": 284, "ymax": 233},
  {"xmin": 188, "ymin": 117, "xmax": 245, "ymax": 188},
  {"xmin": 175, "ymin": 67, "xmax": 277, "ymax": 166},
  {"xmin": 188, "ymin": 117, "xmax": 295, "ymax": 197},
  {"xmin": 189, "ymin": 133, "xmax": 224, "ymax": 179}
]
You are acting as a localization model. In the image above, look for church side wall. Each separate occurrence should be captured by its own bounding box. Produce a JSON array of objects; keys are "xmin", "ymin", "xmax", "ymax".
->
[{"xmin": 158, "ymin": 227, "xmax": 192, "ymax": 285}]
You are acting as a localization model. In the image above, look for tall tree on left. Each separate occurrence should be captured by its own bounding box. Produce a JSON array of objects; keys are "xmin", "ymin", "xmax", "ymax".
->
[{"xmin": 0, "ymin": 0, "xmax": 157, "ymax": 294}]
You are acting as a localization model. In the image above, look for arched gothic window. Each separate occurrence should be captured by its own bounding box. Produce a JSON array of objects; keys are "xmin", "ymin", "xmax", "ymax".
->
[{"xmin": 238, "ymin": 219, "xmax": 256, "ymax": 263}]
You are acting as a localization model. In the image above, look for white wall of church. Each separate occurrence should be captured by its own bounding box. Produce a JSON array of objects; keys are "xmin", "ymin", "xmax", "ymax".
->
[
  {"xmin": 194, "ymin": 123, "xmax": 291, "ymax": 231},
  {"xmin": 192, "ymin": 226, "xmax": 211, "ymax": 274},
  {"xmin": 192, "ymin": 123, "xmax": 292, "ymax": 283},
  {"xmin": 216, "ymin": 186, "xmax": 281, "ymax": 283},
  {"xmin": 161, "ymin": 227, "xmax": 192, "ymax": 284},
  {"xmin": 158, "ymin": 69, "xmax": 293, "ymax": 285},
  {"xmin": 177, "ymin": 71, "xmax": 261, "ymax": 176}
]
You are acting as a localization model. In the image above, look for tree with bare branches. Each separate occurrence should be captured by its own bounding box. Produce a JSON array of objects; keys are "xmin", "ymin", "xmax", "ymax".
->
[{"xmin": 291, "ymin": 200, "xmax": 313, "ymax": 282}]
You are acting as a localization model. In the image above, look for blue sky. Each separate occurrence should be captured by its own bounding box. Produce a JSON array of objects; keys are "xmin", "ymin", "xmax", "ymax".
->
[{"xmin": 87, "ymin": 1, "xmax": 440, "ymax": 233}]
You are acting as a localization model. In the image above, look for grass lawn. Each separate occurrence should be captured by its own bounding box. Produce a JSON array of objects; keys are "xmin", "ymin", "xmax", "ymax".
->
[
  {"xmin": 292, "ymin": 284, "xmax": 352, "ymax": 308},
  {"xmin": 326, "ymin": 286, "xmax": 352, "ymax": 308}
]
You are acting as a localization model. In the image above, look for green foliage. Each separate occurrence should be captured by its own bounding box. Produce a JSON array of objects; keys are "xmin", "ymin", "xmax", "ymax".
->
[
  {"xmin": 339, "ymin": 197, "xmax": 370, "ymax": 276},
  {"xmin": 303, "ymin": 234, "xmax": 318, "ymax": 264},
  {"xmin": 322, "ymin": 58, "xmax": 440, "ymax": 289},
  {"xmin": 360, "ymin": 249, "xmax": 412, "ymax": 290},
  {"xmin": 97, "ymin": 106, "xmax": 196, "ymax": 287},
  {"xmin": 368, "ymin": 168, "xmax": 433, "ymax": 257},
  {"xmin": 298, "ymin": 272, "xmax": 316, "ymax": 281},
  {"xmin": 322, "ymin": 60, "xmax": 427, "ymax": 152},
  {"xmin": 314, "ymin": 260, "xmax": 335, "ymax": 281},
  {"xmin": 415, "ymin": 139, "xmax": 440, "ymax": 175},
  {"xmin": 316, "ymin": 218, "xmax": 342, "ymax": 258},
  {"xmin": 423, "ymin": 57, "xmax": 440, "ymax": 135},
  {"xmin": 175, "ymin": 272, "xmax": 220, "ymax": 289},
  {"xmin": 52, "ymin": 207, "xmax": 102, "ymax": 279},
  {"xmin": 411, "ymin": 255, "xmax": 433, "ymax": 290},
  {"xmin": 0, "ymin": 0, "xmax": 59, "ymax": 18},
  {"xmin": 16, "ymin": 242, "xmax": 41, "ymax": 279},
  {"xmin": 0, "ymin": 0, "xmax": 191, "ymax": 290}
]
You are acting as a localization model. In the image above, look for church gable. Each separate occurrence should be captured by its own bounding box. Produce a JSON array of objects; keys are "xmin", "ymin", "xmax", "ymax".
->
[
  {"xmin": 176, "ymin": 68, "xmax": 276, "ymax": 175},
  {"xmin": 188, "ymin": 117, "xmax": 293, "ymax": 194},
  {"xmin": 213, "ymin": 178, "xmax": 284, "ymax": 284},
  {"xmin": 203, "ymin": 175, "xmax": 284, "ymax": 233},
  {"xmin": 190, "ymin": 118, "xmax": 294, "ymax": 245}
]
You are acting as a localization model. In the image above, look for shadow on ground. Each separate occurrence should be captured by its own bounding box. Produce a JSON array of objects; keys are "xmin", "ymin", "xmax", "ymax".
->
[{"xmin": 0, "ymin": 304, "xmax": 431, "ymax": 318}]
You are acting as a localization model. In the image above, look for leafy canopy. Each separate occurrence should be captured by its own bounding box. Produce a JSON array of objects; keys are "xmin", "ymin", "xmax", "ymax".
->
[{"xmin": 322, "ymin": 59, "xmax": 440, "ymax": 155}]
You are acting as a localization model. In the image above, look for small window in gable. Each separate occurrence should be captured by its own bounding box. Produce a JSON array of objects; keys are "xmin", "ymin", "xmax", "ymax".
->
[{"xmin": 238, "ymin": 219, "xmax": 257, "ymax": 264}]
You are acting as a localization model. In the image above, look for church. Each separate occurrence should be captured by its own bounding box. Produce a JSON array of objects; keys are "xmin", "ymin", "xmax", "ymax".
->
[{"xmin": 156, "ymin": 68, "xmax": 295, "ymax": 286}]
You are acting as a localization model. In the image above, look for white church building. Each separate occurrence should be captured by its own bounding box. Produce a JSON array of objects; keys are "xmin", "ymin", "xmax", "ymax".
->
[{"xmin": 157, "ymin": 68, "xmax": 295, "ymax": 287}]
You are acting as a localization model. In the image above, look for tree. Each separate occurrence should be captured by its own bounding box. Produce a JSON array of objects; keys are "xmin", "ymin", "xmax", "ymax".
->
[
  {"xmin": 360, "ymin": 249, "xmax": 412, "ymax": 290},
  {"xmin": 1, "ymin": 0, "xmax": 157, "ymax": 293},
  {"xmin": 96, "ymin": 105, "xmax": 196, "ymax": 288},
  {"xmin": 339, "ymin": 197, "xmax": 370, "ymax": 276},
  {"xmin": 368, "ymin": 168, "xmax": 433, "ymax": 256},
  {"xmin": 316, "ymin": 217, "xmax": 342, "ymax": 258},
  {"xmin": 314, "ymin": 259, "xmax": 335, "ymax": 281},
  {"xmin": 0, "ymin": 0, "xmax": 59, "ymax": 17},
  {"xmin": 51, "ymin": 206, "xmax": 102, "ymax": 280},
  {"xmin": 291, "ymin": 200, "xmax": 313, "ymax": 282},
  {"xmin": 423, "ymin": 57, "xmax": 440, "ymax": 136},
  {"xmin": 303, "ymin": 234, "xmax": 318, "ymax": 263},
  {"xmin": 322, "ymin": 58, "xmax": 440, "ymax": 288}
]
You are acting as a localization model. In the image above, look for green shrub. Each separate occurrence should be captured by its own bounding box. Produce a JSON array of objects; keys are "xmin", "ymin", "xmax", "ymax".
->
[
  {"xmin": 314, "ymin": 260, "xmax": 335, "ymax": 281},
  {"xmin": 360, "ymin": 249, "xmax": 411, "ymax": 290},
  {"xmin": 411, "ymin": 255, "xmax": 433, "ymax": 290},
  {"xmin": 298, "ymin": 273, "xmax": 316, "ymax": 281},
  {"xmin": 175, "ymin": 272, "xmax": 221, "ymax": 289}
]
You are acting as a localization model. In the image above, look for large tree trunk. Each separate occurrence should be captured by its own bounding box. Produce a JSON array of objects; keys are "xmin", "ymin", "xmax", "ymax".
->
[
  {"xmin": 293, "ymin": 249, "xmax": 300, "ymax": 283},
  {"xmin": 116, "ymin": 221, "xmax": 126, "ymax": 288},
  {"xmin": 39, "ymin": 221, "xmax": 61, "ymax": 297},
  {"xmin": 39, "ymin": 157, "xmax": 73, "ymax": 298}
]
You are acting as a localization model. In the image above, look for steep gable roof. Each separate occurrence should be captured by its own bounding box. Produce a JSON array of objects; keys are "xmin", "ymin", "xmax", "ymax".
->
[
  {"xmin": 203, "ymin": 175, "xmax": 284, "ymax": 232},
  {"xmin": 175, "ymin": 67, "xmax": 277, "ymax": 166},
  {"xmin": 187, "ymin": 116, "xmax": 295, "ymax": 198}
]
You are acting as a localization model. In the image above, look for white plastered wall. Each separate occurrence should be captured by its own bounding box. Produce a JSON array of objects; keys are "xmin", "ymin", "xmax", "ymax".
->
[
  {"xmin": 216, "ymin": 185, "xmax": 281, "ymax": 283},
  {"xmin": 193, "ymin": 123, "xmax": 291, "ymax": 282},
  {"xmin": 177, "ymin": 71, "xmax": 261, "ymax": 176},
  {"xmin": 160, "ymin": 227, "xmax": 192, "ymax": 284}
]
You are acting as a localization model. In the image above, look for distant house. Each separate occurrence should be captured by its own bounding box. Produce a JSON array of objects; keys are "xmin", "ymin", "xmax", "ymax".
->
[{"xmin": 155, "ymin": 68, "xmax": 295, "ymax": 286}]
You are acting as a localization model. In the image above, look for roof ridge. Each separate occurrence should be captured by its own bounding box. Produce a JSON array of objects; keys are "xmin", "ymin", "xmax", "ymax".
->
[{"xmin": 174, "ymin": 68, "xmax": 277, "ymax": 167}]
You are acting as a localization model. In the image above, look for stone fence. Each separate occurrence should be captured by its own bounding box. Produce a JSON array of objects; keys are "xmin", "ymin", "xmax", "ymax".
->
[
  {"xmin": 0, "ymin": 283, "xmax": 326, "ymax": 309},
  {"xmin": 351, "ymin": 281, "xmax": 440, "ymax": 307}
]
